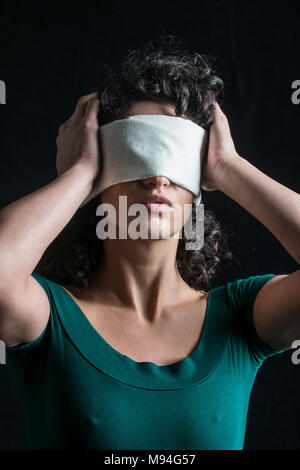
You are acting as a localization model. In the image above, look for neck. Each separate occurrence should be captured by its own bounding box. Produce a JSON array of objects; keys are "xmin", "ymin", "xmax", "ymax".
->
[{"xmin": 88, "ymin": 237, "xmax": 191, "ymax": 323}]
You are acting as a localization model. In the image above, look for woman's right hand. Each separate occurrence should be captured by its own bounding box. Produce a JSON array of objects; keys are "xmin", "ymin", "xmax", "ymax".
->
[{"xmin": 56, "ymin": 92, "xmax": 103, "ymax": 202}]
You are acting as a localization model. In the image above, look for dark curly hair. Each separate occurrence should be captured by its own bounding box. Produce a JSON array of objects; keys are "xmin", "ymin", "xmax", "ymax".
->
[{"xmin": 36, "ymin": 31, "xmax": 233, "ymax": 292}]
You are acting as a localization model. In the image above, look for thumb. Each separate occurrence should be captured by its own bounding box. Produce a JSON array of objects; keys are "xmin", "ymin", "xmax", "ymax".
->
[{"xmin": 84, "ymin": 95, "xmax": 100, "ymax": 123}]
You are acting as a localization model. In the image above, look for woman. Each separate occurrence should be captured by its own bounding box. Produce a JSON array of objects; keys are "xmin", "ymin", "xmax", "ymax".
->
[{"xmin": 1, "ymin": 34, "xmax": 299, "ymax": 450}]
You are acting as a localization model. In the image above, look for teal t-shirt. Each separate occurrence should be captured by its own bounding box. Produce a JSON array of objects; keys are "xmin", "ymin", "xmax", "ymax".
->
[{"xmin": 5, "ymin": 271, "xmax": 284, "ymax": 450}]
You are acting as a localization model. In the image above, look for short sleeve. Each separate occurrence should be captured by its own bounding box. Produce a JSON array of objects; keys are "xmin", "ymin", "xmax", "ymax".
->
[
  {"xmin": 5, "ymin": 271, "xmax": 54, "ymax": 357},
  {"xmin": 226, "ymin": 274, "xmax": 285, "ymax": 363}
]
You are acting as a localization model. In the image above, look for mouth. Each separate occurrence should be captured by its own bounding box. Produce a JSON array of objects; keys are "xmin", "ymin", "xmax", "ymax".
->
[{"xmin": 138, "ymin": 194, "xmax": 174, "ymax": 213}]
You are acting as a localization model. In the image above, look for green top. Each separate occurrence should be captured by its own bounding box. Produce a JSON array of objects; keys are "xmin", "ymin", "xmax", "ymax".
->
[{"xmin": 6, "ymin": 271, "xmax": 284, "ymax": 450}]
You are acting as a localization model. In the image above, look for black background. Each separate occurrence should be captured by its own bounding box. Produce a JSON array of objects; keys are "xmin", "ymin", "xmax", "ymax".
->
[{"xmin": 0, "ymin": 0, "xmax": 300, "ymax": 450}]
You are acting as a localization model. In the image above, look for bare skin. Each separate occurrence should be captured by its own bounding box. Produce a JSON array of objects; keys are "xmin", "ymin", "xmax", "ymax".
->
[
  {"xmin": 60, "ymin": 283, "xmax": 209, "ymax": 366},
  {"xmin": 1, "ymin": 92, "xmax": 300, "ymax": 365},
  {"xmin": 59, "ymin": 100, "xmax": 210, "ymax": 365},
  {"xmin": 0, "ymin": 94, "xmax": 209, "ymax": 366}
]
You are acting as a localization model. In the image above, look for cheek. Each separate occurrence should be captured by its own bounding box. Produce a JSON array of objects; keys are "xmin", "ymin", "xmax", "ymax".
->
[
  {"xmin": 177, "ymin": 188, "xmax": 194, "ymax": 206},
  {"xmin": 100, "ymin": 188, "xmax": 121, "ymax": 207},
  {"xmin": 174, "ymin": 199, "xmax": 193, "ymax": 222}
]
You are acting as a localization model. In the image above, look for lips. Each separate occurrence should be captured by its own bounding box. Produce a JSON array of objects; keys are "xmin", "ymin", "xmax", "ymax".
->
[{"xmin": 139, "ymin": 195, "xmax": 172, "ymax": 206}]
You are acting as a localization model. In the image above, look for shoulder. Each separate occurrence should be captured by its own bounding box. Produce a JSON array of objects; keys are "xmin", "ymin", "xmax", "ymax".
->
[
  {"xmin": 252, "ymin": 271, "xmax": 298, "ymax": 351},
  {"xmin": 221, "ymin": 273, "xmax": 287, "ymax": 360}
]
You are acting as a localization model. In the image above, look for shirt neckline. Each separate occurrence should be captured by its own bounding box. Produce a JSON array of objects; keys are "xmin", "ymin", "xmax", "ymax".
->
[{"xmin": 50, "ymin": 280, "xmax": 229, "ymax": 390}]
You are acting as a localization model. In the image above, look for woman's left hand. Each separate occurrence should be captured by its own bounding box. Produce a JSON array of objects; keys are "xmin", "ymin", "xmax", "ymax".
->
[{"xmin": 201, "ymin": 101, "xmax": 241, "ymax": 191}]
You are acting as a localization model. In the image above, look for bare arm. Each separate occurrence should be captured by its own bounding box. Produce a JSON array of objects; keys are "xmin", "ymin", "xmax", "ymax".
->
[
  {"xmin": 0, "ymin": 93, "xmax": 102, "ymax": 347},
  {"xmin": 202, "ymin": 102, "xmax": 300, "ymax": 351}
]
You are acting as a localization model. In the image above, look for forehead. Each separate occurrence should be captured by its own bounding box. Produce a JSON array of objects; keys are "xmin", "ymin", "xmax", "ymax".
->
[{"xmin": 118, "ymin": 100, "xmax": 190, "ymax": 120}]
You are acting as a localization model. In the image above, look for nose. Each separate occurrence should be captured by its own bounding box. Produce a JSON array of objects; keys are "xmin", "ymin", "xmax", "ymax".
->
[{"xmin": 142, "ymin": 175, "xmax": 171, "ymax": 189}]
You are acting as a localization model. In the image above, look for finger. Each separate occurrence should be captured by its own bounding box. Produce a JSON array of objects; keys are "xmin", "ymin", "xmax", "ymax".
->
[
  {"xmin": 212, "ymin": 105, "xmax": 232, "ymax": 143},
  {"xmin": 58, "ymin": 116, "xmax": 72, "ymax": 134},
  {"xmin": 213, "ymin": 101, "xmax": 223, "ymax": 117},
  {"xmin": 83, "ymin": 96, "xmax": 100, "ymax": 124},
  {"xmin": 213, "ymin": 103, "xmax": 229, "ymax": 130},
  {"xmin": 72, "ymin": 92, "xmax": 98, "ymax": 122}
]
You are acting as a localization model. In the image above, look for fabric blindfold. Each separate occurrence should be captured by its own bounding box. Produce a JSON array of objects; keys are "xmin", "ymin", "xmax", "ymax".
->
[{"xmin": 80, "ymin": 114, "xmax": 208, "ymax": 208}]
